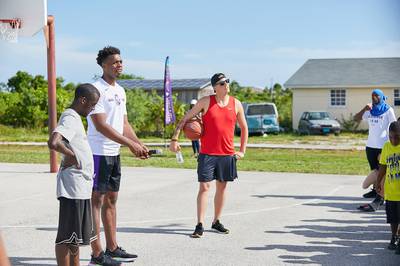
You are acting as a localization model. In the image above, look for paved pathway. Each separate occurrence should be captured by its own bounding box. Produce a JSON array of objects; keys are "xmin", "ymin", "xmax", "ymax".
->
[{"xmin": 0, "ymin": 163, "xmax": 398, "ymax": 265}]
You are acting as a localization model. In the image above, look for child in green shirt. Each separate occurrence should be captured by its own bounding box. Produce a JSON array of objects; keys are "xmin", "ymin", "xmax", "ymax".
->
[{"xmin": 377, "ymin": 121, "xmax": 400, "ymax": 254}]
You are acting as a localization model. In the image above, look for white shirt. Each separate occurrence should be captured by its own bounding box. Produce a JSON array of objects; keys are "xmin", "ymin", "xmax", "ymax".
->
[
  {"xmin": 362, "ymin": 107, "xmax": 396, "ymax": 149},
  {"xmin": 87, "ymin": 78, "xmax": 127, "ymax": 156},
  {"xmin": 54, "ymin": 109, "xmax": 94, "ymax": 199}
]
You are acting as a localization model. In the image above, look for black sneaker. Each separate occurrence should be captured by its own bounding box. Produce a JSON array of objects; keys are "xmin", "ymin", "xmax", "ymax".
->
[
  {"xmin": 388, "ymin": 236, "xmax": 397, "ymax": 250},
  {"xmin": 396, "ymin": 239, "xmax": 400, "ymax": 255},
  {"xmin": 191, "ymin": 223, "xmax": 204, "ymax": 238},
  {"xmin": 105, "ymin": 246, "xmax": 138, "ymax": 262},
  {"xmin": 211, "ymin": 220, "xmax": 230, "ymax": 234},
  {"xmin": 88, "ymin": 251, "xmax": 121, "ymax": 266},
  {"xmin": 370, "ymin": 195, "xmax": 384, "ymax": 210},
  {"xmin": 363, "ymin": 189, "xmax": 377, "ymax": 198}
]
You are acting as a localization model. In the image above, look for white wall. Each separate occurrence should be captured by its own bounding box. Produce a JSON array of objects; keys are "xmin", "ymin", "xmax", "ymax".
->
[{"xmin": 292, "ymin": 87, "xmax": 400, "ymax": 130}]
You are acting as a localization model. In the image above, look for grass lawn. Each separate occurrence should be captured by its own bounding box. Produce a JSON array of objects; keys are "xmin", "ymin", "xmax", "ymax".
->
[
  {"xmin": 0, "ymin": 145, "xmax": 369, "ymax": 175},
  {"xmin": 0, "ymin": 125, "xmax": 368, "ymax": 146},
  {"xmin": 0, "ymin": 125, "xmax": 49, "ymax": 142}
]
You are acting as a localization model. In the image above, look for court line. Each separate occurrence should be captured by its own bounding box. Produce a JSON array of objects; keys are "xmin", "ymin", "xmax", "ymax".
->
[{"xmin": 0, "ymin": 186, "xmax": 342, "ymax": 229}]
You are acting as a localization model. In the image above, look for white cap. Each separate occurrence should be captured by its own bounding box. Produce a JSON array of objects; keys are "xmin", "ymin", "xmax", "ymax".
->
[{"xmin": 190, "ymin": 99, "xmax": 198, "ymax": 105}]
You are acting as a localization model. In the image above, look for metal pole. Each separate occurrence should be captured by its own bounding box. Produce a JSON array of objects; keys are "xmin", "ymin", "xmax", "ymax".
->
[{"xmin": 47, "ymin": 15, "xmax": 58, "ymax": 173}]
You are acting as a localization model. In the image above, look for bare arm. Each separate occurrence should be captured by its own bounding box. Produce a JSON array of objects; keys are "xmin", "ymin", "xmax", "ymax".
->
[
  {"xmin": 90, "ymin": 113, "xmax": 147, "ymax": 158},
  {"xmin": 123, "ymin": 116, "xmax": 149, "ymax": 155},
  {"xmin": 376, "ymin": 164, "xmax": 387, "ymax": 194},
  {"xmin": 354, "ymin": 104, "xmax": 372, "ymax": 122},
  {"xmin": 123, "ymin": 116, "xmax": 145, "ymax": 145},
  {"xmin": 235, "ymin": 99, "xmax": 248, "ymax": 158},
  {"xmin": 170, "ymin": 97, "xmax": 209, "ymax": 152},
  {"xmin": 48, "ymin": 132, "xmax": 77, "ymax": 168},
  {"xmin": 0, "ymin": 235, "xmax": 10, "ymax": 266}
]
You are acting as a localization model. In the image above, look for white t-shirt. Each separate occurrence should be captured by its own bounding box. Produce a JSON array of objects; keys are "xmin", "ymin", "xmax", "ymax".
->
[
  {"xmin": 362, "ymin": 107, "xmax": 396, "ymax": 149},
  {"xmin": 87, "ymin": 78, "xmax": 127, "ymax": 156},
  {"xmin": 54, "ymin": 108, "xmax": 94, "ymax": 199}
]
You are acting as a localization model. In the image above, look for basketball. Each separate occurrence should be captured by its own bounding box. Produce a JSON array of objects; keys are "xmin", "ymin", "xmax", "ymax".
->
[{"xmin": 183, "ymin": 118, "xmax": 203, "ymax": 140}]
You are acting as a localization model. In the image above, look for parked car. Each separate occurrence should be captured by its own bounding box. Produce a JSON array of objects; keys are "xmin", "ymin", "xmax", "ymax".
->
[
  {"xmin": 298, "ymin": 111, "xmax": 341, "ymax": 135},
  {"xmin": 236, "ymin": 102, "xmax": 280, "ymax": 135}
]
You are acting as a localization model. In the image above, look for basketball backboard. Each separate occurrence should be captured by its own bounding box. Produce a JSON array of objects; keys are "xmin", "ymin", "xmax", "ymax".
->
[{"xmin": 0, "ymin": 0, "xmax": 47, "ymax": 37}]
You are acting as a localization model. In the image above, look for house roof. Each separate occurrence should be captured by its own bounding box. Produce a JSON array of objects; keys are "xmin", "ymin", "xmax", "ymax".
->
[
  {"xmin": 118, "ymin": 78, "xmax": 211, "ymax": 90},
  {"xmin": 284, "ymin": 58, "xmax": 400, "ymax": 88}
]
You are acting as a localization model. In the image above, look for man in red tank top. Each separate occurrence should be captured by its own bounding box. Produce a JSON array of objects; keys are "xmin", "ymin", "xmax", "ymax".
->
[{"xmin": 170, "ymin": 73, "xmax": 248, "ymax": 238}]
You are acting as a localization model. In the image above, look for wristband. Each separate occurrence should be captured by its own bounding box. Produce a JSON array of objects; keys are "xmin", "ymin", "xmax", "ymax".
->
[{"xmin": 171, "ymin": 139, "xmax": 178, "ymax": 142}]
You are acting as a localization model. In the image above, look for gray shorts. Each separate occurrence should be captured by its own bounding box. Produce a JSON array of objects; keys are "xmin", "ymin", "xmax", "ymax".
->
[{"xmin": 197, "ymin": 153, "xmax": 238, "ymax": 182}]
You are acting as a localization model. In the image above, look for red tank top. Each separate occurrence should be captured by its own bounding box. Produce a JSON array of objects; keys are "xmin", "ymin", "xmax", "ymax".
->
[{"xmin": 200, "ymin": 95, "xmax": 237, "ymax": 155}]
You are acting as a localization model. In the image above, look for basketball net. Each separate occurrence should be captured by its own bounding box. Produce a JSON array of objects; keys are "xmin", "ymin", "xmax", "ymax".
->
[{"xmin": 0, "ymin": 19, "xmax": 21, "ymax": 43}]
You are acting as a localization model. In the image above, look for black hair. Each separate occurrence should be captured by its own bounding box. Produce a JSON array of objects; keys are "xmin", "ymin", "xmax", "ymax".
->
[
  {"xmin": 389, "ymin": 121, "xmax": 400, "ymax": 134},
  {"xmin": 96, "ymin": 46, "xmax": 120, "ymax": 66},
  {"xmin": 74, "ymin": 83, "xmax": 100, "ymax": 102}
]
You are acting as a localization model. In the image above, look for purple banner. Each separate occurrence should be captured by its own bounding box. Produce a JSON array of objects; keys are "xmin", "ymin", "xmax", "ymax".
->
[{"xmin": 164, "ymin": 56, "xmax": 176, "ymax": 125}]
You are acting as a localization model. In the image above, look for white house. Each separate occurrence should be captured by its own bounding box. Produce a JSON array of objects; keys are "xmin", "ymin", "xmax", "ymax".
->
[{"xmin": 284, "ymin": 58, "xmax": 400, "ymax": 130}]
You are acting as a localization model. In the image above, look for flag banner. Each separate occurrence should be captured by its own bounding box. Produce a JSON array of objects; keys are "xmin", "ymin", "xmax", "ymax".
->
[{"xmin": 164, "ymin": 56, "xmax": 176, "ymax": 125}]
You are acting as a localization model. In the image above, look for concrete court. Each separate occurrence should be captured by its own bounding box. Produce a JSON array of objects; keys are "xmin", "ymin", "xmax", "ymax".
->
[{"xmin": 0, "ymin": 162, "xmax": 399, "ymax": 266}]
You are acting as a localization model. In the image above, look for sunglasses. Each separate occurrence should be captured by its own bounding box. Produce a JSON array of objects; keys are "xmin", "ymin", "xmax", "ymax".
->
[{"xmin": 217, "ymin": 79, "xmax": 230, "ymax": 86}]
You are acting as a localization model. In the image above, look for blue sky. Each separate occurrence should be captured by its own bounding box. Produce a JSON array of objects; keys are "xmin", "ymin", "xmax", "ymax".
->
[{"xmin": 0, "ymin": 0, "xmax": 399, "ymax": 88}]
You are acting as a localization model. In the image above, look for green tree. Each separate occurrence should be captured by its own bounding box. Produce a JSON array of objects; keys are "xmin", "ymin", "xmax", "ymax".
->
[
  {"xmin": 125, "ymin": 88, "xmax": 186, "ymax": 137},
  {"xmin": 230, "ymin": 80, "xmax": 293, "ymax": 130},
  {"xmin": 0, "ymin": 71, "xmax": 74, "ymax": 128},
  {"xmin": 7, "ymin": 71, "xmax": 42, "ymax": 92}
]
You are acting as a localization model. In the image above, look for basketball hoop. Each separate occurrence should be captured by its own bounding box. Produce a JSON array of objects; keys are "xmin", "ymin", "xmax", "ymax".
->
[{"xmin": 0, "ymin": 19, "xmax": 21, "ymax": 43}]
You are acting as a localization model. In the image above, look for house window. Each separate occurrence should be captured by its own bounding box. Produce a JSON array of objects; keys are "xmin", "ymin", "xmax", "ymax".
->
[
  {"xmin": 192, "ymin": 91, "xmax": 198, "ymax": 100},
  {"xmin": 330, "ymin": 89, "xmax": 346, "ymax": 106},
  {"xmin": 394, "ymin": 89, "xmax": 400, "ymax": 106}
]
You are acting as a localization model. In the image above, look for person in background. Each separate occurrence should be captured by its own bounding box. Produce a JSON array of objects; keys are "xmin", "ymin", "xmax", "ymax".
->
[
  {"xmin": 376, "ymin": 121, "xmax": 400, "ymax": 253},
  {"xmin": 354, "ymin": 89, "xmax": 396, "ymax": 212},
  {"xmin": 189, "ymin": 99, "xmax": 200, "ymax": 158}
]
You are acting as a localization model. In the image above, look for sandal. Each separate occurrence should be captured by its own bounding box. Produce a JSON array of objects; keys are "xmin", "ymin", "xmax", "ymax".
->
[{"xmin": 358, "ymin": 203, "xmax": 376, "ymax": 212}]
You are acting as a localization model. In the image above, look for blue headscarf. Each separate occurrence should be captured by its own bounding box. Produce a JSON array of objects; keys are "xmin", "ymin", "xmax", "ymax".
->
[{"xmin": 370, "ymin": 89, "xmax": 390, "ymax": 116}]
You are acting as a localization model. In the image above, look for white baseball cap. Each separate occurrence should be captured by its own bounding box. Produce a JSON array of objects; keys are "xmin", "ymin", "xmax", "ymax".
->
[{"xmin": 190, "ymin": 99, "xmax": 198, "ymax": 105}]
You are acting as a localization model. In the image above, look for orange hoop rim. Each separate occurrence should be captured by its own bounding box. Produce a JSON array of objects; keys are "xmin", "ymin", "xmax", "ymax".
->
[{"xmin": 0, "ymin": 19, "xmax": 22, "ymax": 29}]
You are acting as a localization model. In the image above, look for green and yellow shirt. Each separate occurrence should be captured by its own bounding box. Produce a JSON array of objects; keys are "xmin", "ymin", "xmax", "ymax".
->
[{"xmin": 379, "ymin": 141, "xmax": 400, "ymax": 201}]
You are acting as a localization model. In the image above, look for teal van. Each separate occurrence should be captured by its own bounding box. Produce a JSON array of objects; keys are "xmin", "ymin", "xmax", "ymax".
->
[{"xmin": 236, "ymin": 103, "xmax": 280, "ymax": 135}]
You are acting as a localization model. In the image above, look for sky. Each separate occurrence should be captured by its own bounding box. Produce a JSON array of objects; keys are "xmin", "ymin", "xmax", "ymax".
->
[{"xmin": 0, "ymin": 0, "xmax": 399, "ymax": 88}]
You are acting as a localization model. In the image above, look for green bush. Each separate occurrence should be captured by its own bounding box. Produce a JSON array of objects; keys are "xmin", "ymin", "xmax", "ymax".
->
[
  {"xmin": 340, "ymin": 113, "xmax": 360, "ymax": 132},
  {"xmin": 125, "ymin": 89, "xmax": 186, "ymax": 137},
  {"xmin": 230, "ymin": 81, "xmax": 293, "ymax": 130},
  {"xmin": 0, "ymin": 71, "xmax": 73, "ymax": 128}
]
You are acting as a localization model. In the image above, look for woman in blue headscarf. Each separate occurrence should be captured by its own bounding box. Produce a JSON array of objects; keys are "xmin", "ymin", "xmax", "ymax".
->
[
  {"xmin": 354, "ymin": 89, "xmax": 396, "ymax": 212},
  {"xmin": 370, "ymin": 89, "xmax": 390, "ymax": 116}
]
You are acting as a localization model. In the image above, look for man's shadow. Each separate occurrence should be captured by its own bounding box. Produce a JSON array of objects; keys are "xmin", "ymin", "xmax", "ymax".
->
[
  {"xmin": 37, "ymin": 223, "xmax": 215, "ymax": 237},
  {"xmin": 245, "ymin": 193, "xmax": 399, "ymax": 265}
]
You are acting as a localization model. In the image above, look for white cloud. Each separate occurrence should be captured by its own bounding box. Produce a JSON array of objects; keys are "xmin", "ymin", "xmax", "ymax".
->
[
  {"xmin": 126, "ymin": 41, "xmax": 143, "ymax": 47},
  {"xmin": 122, "ymin": 58, "xmax": 164, "ymax": 78},
  {"xmin": 182, "ymin": 53, "xmax": 202, "ymax": 59},
  {"xmin": 266, "ymin": 41, "xmax": 400, "ymax": 59},
  {"xmin": 1, "ymin": 36, "xmax": 399, "ymax": 88}
]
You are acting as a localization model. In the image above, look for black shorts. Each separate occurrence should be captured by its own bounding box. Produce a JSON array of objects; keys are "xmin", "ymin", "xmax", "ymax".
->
[
  {"xmin": 386, "ymin": 200, "xmax": 400, "ymax": 224},
  {"xmin": 56, "ymin": 197, "xmax": 97, "ymax": 246},
  {"xmin": 365, "ymin": 147, "xmax": 381, "ymax": 170},
  {"xmin": 197, "ymin": 153, "xmax": 238, "ymax": 182},
  {"xmin": 93, "ymin": 155, "xmax": 121, "ymax": 193}
]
